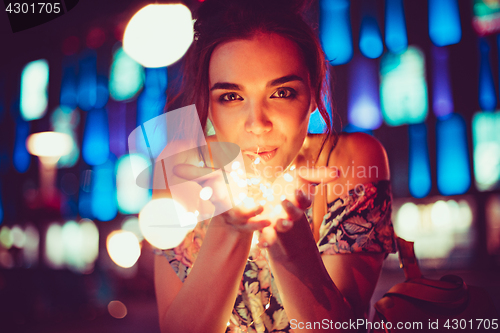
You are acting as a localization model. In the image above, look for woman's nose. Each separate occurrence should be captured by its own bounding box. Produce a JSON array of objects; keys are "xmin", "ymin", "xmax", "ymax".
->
[{"xmin": 244, "ymin": 103, "xmax": 272, "ymax": 135}]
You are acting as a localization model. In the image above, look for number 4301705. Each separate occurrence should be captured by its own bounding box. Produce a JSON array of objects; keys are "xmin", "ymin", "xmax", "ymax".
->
[
  {"xmin": 6, "ymin": 3, "xmax": 61, "ymax": 14},
  {"xmin": 443, "ymin": 319, "xmax": 498, "ymax": 330}
]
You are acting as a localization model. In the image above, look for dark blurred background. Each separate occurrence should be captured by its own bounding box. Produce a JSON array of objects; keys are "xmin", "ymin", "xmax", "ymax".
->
[{"xmin": 1, "ymin": 0, "xmax": 500, "ymax": 332}]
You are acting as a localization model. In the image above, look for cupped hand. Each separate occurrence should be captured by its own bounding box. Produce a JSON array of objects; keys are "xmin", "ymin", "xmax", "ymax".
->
[
  {"xmin": 258, "ymin": 166, "xmax": 339, "ymax": 248},
  {"xmin": 173, "ymin": 164, "xmax": 271, "ymax": 233}
]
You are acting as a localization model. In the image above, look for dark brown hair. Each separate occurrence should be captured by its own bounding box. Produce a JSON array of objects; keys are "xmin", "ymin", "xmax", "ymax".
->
[{"xmin": 168, "ymin": 0, "xmax": 336, "ymax": 157}]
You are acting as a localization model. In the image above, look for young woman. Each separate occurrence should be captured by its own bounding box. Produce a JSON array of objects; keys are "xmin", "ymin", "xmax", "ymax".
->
[{"xmin": 153, "ymin": 0, "xmax": 397, "ymax": 332}]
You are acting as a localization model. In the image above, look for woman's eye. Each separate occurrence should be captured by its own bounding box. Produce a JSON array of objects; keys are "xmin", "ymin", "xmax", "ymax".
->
[
  {"xmin": 271, "ymin": 88, "xmax": 295, "ymax": 99},
  {"xmin": 219, "ymin": 93, "xmax": 242, "ymax": 102}
]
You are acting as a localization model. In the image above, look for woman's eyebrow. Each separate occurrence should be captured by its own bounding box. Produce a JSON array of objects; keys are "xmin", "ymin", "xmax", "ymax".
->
[
  {"xmin": 209, "ymin": 74, "xmax": 304, "ymax": 91},
  {"xmin": 210, "ymin": 82, "xmax": 241, "ymax": 91},
  {"xmin": 267, "ymin": 74, "xmax": 304, "ymax": 87}
]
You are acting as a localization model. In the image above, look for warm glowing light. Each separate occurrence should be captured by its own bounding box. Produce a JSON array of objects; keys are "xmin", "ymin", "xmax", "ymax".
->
[
  {"xmin": 122, "ymin": 216, "xmax": 143, "ymax": 241},
  {"xmin": 45, "ymin": 224, "xmax": 64, "ymax": 269},
  {"xmin": 108, "ymin": 300, "xmax": 128, "ymax": 319},
  {"xmin": 80, "ymin": 219, "xmax": 99, "ymax": 268},
  {"xmin": 138, "ymin": 198, "xmax": 194, "ymax": 249},
  {"xmin": 106, "ymin": 230, "xmax": 141, "ymax": 268},
  {"xmin": 123, "ymin": 4, "xmax": 194, "ymax": 67},
  {"xmin": 231, "ymin": 161, "xmax": 240, "ymax": 170},
  {"xmin": 20, "ymin": 59, "xmax": 49, "ymax": 121},
  {"xmin": 26, "ymin": 132, "xmax": 72, "ymax": 157},
  {"xmin": 396, "ymin": 202, "xmax": 420, "ymax": 237},
  {"xmin": 10, "ymin": 226, "xmax": 26, "ymax": 248},
  {"xmin": 199, "ymin": 186, "xmax": 213, "ymax": 201}
]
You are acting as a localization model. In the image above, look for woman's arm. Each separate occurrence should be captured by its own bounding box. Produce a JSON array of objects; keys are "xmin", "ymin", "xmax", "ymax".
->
[
  {"xmin": 267, "ymin": 132, "xmax": 390, "ymax": 332},
  {"xmin": 153, "ymin": 142, "xmax": 270, "ymax": 333},
  {"xmin": 155, "ymin": 214, "xmax": 254, "ymax": 333}
]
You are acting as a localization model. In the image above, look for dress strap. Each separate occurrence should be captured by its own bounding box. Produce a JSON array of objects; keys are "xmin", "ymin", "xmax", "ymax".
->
[{"xmin": 312, "ymin": 134, "xmax": 338, "ymax": 242}]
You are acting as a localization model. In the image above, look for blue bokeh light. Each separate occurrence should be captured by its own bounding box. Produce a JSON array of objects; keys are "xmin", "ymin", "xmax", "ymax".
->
[
  {"xmin": 479, "ymin": 38, "xmax": 496, "ymax": 111},
  {"xmin": 82, "ymin": 108, "xmax": 110, "ymax": 166},
  {"xmin": 348, "ymin": 55, "xmax": 382, "ymax": 129},
  {"xmin": 13, "ymin": 117, "xmax": 31, "ymax": 173},
  {"xmin": 436, "ymin": 113, "xmax": 471, "ymax": 195},
  {"xmin": 385, "ymin": 0, "xmax": 408, "ymax": 54},
  {"xmin": 359, "ymin": 10, "xmax": 383, "ymax": 59},
  {"xmin": 137, "ymin": 67, "xmax": 168, "ymax": 126},
  {"xmin": 320, "ymin": 0, "xmax": 353, "ymax": 65},
  {"xmin": 428, "ymin": 0, "xmax": 462, "ymax": 46},
  {"xmin": 60, "ymin": 61, "xmax": 78, "ymax": 110},
  {"xmin": 408, "ymin": 123, "xmax": 431, "ymax": 198},
  {"xmin": 432, "ymin": 46, "xmax": 454, "ymax": 119},
  {"xmin": 77, "ymin": 50, "xmax": 97, "ymax": 111},
  {"xmin": 91, "ymin": 158, "xmax": 117, "ymax": 222}
]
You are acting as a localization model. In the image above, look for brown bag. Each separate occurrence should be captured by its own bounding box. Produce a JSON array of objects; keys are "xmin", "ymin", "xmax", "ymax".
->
[{"xmin": 371, "ymin": 238, "xmax": 499, "ymax": 333}]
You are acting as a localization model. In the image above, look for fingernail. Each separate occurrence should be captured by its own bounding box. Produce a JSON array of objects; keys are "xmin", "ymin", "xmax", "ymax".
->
[
  {"xmin": 261, "ymin": 242, "xmax": 269, "ymax": 248},
  {"xmin": 282, "ymin": 219, "xmax": 292, "ymax": 227}
]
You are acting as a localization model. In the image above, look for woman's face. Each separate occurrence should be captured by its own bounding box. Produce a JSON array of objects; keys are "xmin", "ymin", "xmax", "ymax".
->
[{"xmin": 208, "ymin": 33, "xmax": 315, "ymax": 179}]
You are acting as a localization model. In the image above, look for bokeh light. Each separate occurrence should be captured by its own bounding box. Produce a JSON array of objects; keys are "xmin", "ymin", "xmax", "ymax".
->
[
  {"xmin": 472, "ymin": 111, "xmax": 500, "ymax": 191},
  {"xmin": 26, "ymin": 131, "xmax": 72, "ymax": 157},
  {"xmin": 82, "ymin": 108, "xmax": 110, "ymax": 166},
  {"xmin": 109, "ymin": 46, "xmax": 144, "ymax": 102},
  {"xmin": 116, "ymin": 154, "xmax": 151, "ymax": 214},
  {"xmin": 106, "ymin": 230, "xmax": 141, "ymax": 268},
  {"xmin": 428, "ymin": 0, "xmax": 462, "ymax": 46},
  {"xmin": 20, "ymin": 59, "xmax": 49, "ymax": 121},
  {"xmin": 380, "ymin": 46, "xmax": 428, "ymax": 126},
  {"xmin": 385, "ymin": 0, "xmax": 407, "ymax": 53},
  {"xmin": 138, "ymin": 198, "xmax": 194, "ymax": 249},
  {"xmin": 408, "ymin": 123, "xmax": 431, "ymax": 198},
  {"xmin": 123, "ymin": 4, "xmax": 194, "ymax": 68},
  {"xmin": 108, "ymin": 300, "xmax": 127, "ymax": 319},
  {"xmin": 319, "ymin": 0, "xmax": 353, "ymax": 65},
  {"xmin": 45, "ymin": 223, "xmax": 64, "ymax": 269}
]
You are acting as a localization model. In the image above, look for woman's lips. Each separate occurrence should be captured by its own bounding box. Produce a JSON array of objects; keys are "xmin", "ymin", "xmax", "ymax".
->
[
  {"xmin": 245, "ymin": 148, "xmax": 278, "ymax": 162},
  {"xmin": 258, "ymin": 148, "xmax": 277, "ymax": 162}
]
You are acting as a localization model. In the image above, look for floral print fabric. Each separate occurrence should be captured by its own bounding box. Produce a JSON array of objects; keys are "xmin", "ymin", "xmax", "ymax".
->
[{"xmin": 154, "ymin": 180, "xmax": 397, "ymax": 332}]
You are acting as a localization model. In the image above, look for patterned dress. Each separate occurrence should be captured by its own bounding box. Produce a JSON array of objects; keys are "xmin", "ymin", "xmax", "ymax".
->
[{"xmin": 154, "ymin": 180, "xmax": 397, "ymax": 332}]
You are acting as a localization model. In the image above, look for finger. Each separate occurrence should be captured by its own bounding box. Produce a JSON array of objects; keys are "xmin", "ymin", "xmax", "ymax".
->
[
  {"xmin": 231, "ymin": 205, "xmax": 264, "ymax": 220},
  {"xmin": 275, "ymin": 218, "xmax": 294, "ymax": 233},
  {"xmin": 297, "ymin": 166, "xmax": 339, "ymax": 184},
  {"xmin": 258, "ymin": 226, "xmax": 277, "ymax": 248},
  {"xmin": 281, "ymin": 199, "xmax": 304, "ymax": 221},
  {"xmin": 295, "ymin": 189, "xmax": 312, "ymax": 210}
]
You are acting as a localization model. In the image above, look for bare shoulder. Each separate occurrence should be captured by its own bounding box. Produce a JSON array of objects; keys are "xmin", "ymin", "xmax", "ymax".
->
[{"xmin": 332, "ymin": 132, "xmax": 390, "ymax": 182}]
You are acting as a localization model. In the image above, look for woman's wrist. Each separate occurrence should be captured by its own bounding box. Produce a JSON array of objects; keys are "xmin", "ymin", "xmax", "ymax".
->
[{"xmin": 266, "ymin": 215, "xmax": 318, "ymax": 263}]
